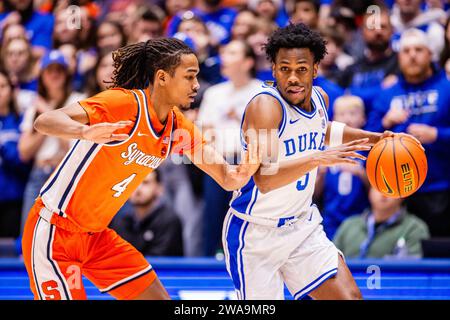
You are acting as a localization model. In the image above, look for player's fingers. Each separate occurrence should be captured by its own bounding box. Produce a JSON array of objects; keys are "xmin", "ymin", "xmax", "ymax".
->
[
  {"xmin": 342, "ymin": 152, "xmax": 366, "ymax": 160},
  {"xmin": 99, "ymin": 122, "xmax": 131, "ymax": 130},
  {"xmin": 115, "ymin": 120, "xmax": 133, "ymax": 126},
  {"xmin": 343, "ymin": 144, "xmax": 371, "ymax": 152},
  {"xmin": 344, "ymin": 138, "xmax": 370, "ymax": 146}
]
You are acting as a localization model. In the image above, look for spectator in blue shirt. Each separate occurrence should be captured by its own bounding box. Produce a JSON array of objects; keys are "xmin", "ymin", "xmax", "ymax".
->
[
  {"xmin": 0, "ymin": 69, "xmax": 30, "ymax": 237},
  {"xmin": 167, "ymin": 0, "xmax": 237, "ymax": 47},
  {"xmin": 95, "ymin": 19, "xmax": 127, "ymax": 56},
  {"xmin": 247, "ymin": 17, "xmax": 278, "ymax": 81},
  {"xmin": 1, "ymin": 22, "xmax": 26, "ymax": 45},
  {"xmin": 315, "ymin": 95, "xmax": 370, "ymax": 239},
  {"xmin": 1, "ymin": 36, "xmax": 39, "ymax": 91},
  {"xmin": 290, "ymin": 0, "xmax": 320, "ymax": 30},
  {"xmin": 248, "ymin": 0, "xmax": 289, "ymax": 27},
  {"xmin": 127, "ymin": 5, "xmax": 164, "ymax": 44},
  {"xmin": 367, "ymin": 28, "xmax": 450, "ymax": 237},
  {"xmin": 318, "ymin": 26, "xmax": 354, "ymax": 85},
  {"xmin": 0, "ymin": 0, "xmax": 54, "ymax": 54},
  {"xmin": 230, "ymin": 9, "xmax": 258, "ymax": 41},
  {"xmin": 390, "ymin": 0, "xmax": 446, "ymax": 61},
  {"xmin": 439, "ymin": 16, "xmax": 450, "ymax": 78},
  {"xmin": 174, "ymin": 12, "xmax": 222, "ymax": 105}
]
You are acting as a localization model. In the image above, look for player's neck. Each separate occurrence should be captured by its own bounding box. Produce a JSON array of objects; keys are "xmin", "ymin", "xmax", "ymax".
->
[
  {"xmin": 296, "ymin": 94, "xmax": 313, "ymax": 112},
  {"xmin": 150, "ymin": 89, "xmax": 172, "ymax": 125}
]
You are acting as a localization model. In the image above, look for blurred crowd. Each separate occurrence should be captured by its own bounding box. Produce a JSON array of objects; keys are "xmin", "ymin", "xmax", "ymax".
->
[{"xmin": 1, "ymin": 0, "xmax": 450, "ymax": 259}]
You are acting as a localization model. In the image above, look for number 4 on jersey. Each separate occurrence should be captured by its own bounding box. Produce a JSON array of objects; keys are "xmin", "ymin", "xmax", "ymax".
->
[{"xmin": 112, "ymin": 174, "xmax": 136, "ymax": 197}]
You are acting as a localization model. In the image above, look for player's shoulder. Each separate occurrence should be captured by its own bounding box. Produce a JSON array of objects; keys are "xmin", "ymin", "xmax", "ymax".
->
[
  {"xmin": 247, "ymin": 92, "xmax": 282, "ymax": 113},
  {"xmin": 313, "ymin": 86, "xmax": 329, "ymax": 110},
  {"xmin": 172, "ymin": 106, "xmax": 193, "ymax": 129},
  {"xmin": 89, "ymin": 87, "xmax": 136, "ymax": 104},
  {"xmin": 244, "ymin": 93, "xmax": 283, "ymax": 129}
]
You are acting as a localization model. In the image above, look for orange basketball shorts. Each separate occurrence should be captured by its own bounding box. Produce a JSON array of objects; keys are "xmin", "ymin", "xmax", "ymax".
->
[{"xmin": 22, "ymin": 198, "xmax": 157, "ymax": 300}]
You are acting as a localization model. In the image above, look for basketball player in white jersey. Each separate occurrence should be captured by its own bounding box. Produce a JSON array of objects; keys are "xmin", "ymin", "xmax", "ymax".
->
[{"xmin": 222, "ymin": 23, "xmax": 406, "ymax": 300}]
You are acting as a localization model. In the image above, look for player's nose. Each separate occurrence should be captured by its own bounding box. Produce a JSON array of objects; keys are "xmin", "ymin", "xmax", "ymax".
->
[
  {"xmin": 287, "ymin": 73, "xmax": 300, "ymax": 85},
  {"xmin": 192, "ymin": 78, "xmax": 200, "ymax": 91}
]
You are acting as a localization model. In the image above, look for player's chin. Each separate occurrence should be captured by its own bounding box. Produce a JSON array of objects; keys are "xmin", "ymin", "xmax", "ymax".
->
[
  {"xmin": 178, "ymin": 102, "xmax": 191, "ymax": 110},
  {"xmin": 285, "ymin": 91, "xmax": 305, "ymax": 105}
]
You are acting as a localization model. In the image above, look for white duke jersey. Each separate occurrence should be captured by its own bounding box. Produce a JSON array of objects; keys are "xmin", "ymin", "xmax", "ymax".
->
[{"xmin": 230, "ymin": 82, "xmax": 329, "ymax": 220}]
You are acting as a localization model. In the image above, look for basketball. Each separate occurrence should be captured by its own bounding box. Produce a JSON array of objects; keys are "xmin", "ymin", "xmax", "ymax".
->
[{"xmin": 366, "ymin": 135, "xmax": 428, "ymax": 199}]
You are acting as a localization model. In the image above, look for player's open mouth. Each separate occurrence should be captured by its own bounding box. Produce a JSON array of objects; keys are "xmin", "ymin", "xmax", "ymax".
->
[{"xmin": 188, "ymin": 93, "xmax": 197, "ymax": 101}]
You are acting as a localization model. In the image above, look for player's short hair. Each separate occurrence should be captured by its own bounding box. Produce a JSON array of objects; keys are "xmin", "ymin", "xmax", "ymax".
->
[{"xmin": 264, "ymin": 23, "xmax": 327, "ymax": 64}]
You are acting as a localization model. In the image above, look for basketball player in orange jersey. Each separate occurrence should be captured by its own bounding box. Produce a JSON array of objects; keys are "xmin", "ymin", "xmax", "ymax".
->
[{"xmin": 21, "ymin": 38, "xmax": 261, "ymax": 300}]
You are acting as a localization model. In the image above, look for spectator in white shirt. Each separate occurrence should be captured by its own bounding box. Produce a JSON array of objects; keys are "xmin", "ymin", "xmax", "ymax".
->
[{"xmin": 197, "ymin": 39, "xmax": 262, "ymax": 256}]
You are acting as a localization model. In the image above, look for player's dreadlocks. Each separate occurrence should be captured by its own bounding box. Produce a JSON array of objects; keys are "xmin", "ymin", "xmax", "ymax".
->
[
  {"xmin": 109, "ymin": 38, "xmax": 194, "ymax": 89},
  {"xmin": 264, "ymin": 23, "xmax": 327, "ymax": 64}
]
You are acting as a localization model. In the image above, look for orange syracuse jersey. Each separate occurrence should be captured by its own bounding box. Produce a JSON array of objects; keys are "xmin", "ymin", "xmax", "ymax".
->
[{"xmin": 39, "ymin": 87, "xmax": 203, "ymax": 232}]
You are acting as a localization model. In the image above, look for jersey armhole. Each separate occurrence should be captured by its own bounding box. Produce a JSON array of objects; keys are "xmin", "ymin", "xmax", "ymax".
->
[
  {"xmin": 312, "ymin": 87, "xmax": 329, "ymax": 123},
  {"xmin": 240, "ymin": 92, "xmax": 287, "ymax": 150},
  {"xmin": 78, "ymin": 101, "xmax": 92, "ymax": 126}
]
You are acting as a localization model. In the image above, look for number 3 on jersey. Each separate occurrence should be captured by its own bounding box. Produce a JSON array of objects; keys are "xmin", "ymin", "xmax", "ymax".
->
[
  {"xmin": 296, "ymin": 173, "xmax": 310, "ymax": 191},
  {"xmin": 112, "ymin": 174, "xmax": 137, "ymax": 197}
]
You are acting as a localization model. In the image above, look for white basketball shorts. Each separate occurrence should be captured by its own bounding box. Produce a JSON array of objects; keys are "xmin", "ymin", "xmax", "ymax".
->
[{"xmin": 222, "ymin": 205, "xmax": 341, "ymax": 300}]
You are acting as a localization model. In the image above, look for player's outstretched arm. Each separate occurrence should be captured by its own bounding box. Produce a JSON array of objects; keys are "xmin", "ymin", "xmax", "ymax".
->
[
  {"xmin": 327, "ymin": 119, "xmax": 424, "ymax": 150},
  {"xmin": 186, "ymin": 142, "xmax": 261, "ymax": 191},
  {"xmin": 316, "ymin": 87, "xmax": 422, "ymax": 148},
  {"xmin": 34, "ymin": 102, "xmax": 132, "ymax": 144},
  {"xmin": 244, "ymin": 95, "xmax": 371, "ymax": 194}
]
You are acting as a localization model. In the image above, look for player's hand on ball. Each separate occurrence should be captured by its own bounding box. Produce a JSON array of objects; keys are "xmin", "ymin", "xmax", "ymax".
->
[
  {"xmin": 379, "ymin": 130, "xmax": 425, "ymax": 151},
  {"xmin": 379, "ymin": 130, "xmax": 395, "ymax": 140},
  {"xmin": 81, "ymin": 120, "xmax": 133, "ymax": 144},
  {"xmin": 315, "ymin": 138, "xmax": 371, "ymax": 167}
]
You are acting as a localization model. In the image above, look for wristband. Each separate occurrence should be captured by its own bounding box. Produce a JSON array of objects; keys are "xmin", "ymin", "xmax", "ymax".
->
[{"xmin": 329, "ymin": 121, "xmax": 346, "ymax": 147}]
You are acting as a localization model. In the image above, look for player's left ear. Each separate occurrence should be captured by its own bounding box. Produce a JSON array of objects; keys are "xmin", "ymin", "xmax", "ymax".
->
[{"xmin": 155, "ymin": 69, "xmax": 168, "ymax": 87}]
